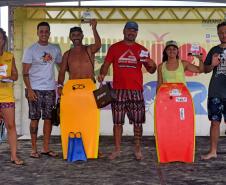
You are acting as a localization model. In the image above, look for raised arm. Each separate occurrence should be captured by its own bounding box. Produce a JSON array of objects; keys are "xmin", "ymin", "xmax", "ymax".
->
[
  {"xmin": 183, "ymin": 55, "xmax": 204, "ymax": 73},
  {"xmin": 89, "ymin": 19, "xmax": 101, "ymax": 54},
  {"xmin": 143, "ymin": 58, "xmax": 157, "ymax": 74},
  {"xmin": 196, "ymin": 54, "xmax": 205, "ymax": 73},
  {"xmin": 204, "ymin": 53, "xmax": 220, "ymax": 73}
]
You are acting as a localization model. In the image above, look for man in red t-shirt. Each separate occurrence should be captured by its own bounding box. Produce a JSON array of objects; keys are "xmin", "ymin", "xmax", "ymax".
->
[{"xmin": 98, "ymin": 21, "xmax": 156, "ymax": 160}]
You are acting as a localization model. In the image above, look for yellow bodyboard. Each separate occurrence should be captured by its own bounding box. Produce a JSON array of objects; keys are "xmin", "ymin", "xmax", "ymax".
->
[{"xmin": 60, "ymin": 79, "xmax": 100, "ymax": 159}]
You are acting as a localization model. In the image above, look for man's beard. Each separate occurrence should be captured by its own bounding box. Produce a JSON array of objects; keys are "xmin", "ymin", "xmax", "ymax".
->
[{"xmin": 126, "ymin": 35, "xmax": 136, "ymax": 42}]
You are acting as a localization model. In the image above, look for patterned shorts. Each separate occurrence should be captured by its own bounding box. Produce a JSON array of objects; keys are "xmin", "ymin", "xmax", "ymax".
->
[
  {"xmin": 207, "ymin": 97, "xmax": 226, "ymax": 123},
  {"xmin": 111, "ymin": 89, "xmax": 145, "ymax": 125},
  {"xmin": 0, "ymin": 102, "xmax": 15, "ymax": 109},
  {"xmin": 25, "ymin": 89, "xmax": 56, "ymax": 120}
]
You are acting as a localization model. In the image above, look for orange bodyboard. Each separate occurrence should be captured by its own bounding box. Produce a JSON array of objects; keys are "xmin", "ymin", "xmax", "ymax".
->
[
  {"xmin": 154, "ymin": 83, "xmax": 195, "ymax": 163},
  {"xmin": 60, "ymin": 79, "xmax": 100, "ymax": 159}
]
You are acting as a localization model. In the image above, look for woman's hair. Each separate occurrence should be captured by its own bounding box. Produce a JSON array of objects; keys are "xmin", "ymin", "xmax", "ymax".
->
[
  {"xmin": 0, "ymin": 28, "xmax": 8, "ymax": 51},
  {"xmin": 162, "ymin": 45, "xmax": 179, "ymax": 62}
]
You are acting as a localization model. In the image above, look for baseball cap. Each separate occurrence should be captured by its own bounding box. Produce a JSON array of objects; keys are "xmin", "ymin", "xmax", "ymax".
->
[
  {"xmin": 70, "ymin": 26, "xmax": 83, "ymax": 34},
  {"xmin": 124, "ymin": 21, "xmax": 138, "ymax": 31},
  {"xmin": 165, "ymin": 40, "xmax": 178, "ymax": 48}
]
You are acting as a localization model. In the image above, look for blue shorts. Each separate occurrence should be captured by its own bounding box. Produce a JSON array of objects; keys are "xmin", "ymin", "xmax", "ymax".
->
[
  {"xmin": 111, "ymin": 89, "xmax": 145, "ymax": 125},
  {"xmin": 207, "ymin": 97, "xmax": 226, "ymax": 123}
]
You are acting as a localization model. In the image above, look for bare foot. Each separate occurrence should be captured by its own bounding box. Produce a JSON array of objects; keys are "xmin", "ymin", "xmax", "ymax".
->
[
  {"xmin": 108, "ymin": 150, "xmax": 121, "ymax": 160},
  {"xmin": 201, "ymin": 153, "xmax": 217, "ymax": 160},
  {"xmin": 134, "ymin": 150, "xmax": 144, "ymax": 161}
]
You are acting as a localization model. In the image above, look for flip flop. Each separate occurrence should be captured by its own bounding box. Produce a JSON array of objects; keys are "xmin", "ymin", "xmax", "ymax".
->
[
  {"xmin": 11, "ymin": 159, "xmax": 25, "ymax": 166},
  {"xmin": 30, "ymin": 152, "xmax": 40, "ymax": 158},
  {"xmin": 41, "ymin": 150, "xmax": 58, "ymax": 157},
  {"xmin": 98, "ymin": 151, "xmax": 105, "ymax": 159}
]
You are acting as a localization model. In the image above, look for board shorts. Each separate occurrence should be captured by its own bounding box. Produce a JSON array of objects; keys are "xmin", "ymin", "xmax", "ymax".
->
[
  {"xmin": 25, "ymin": 89, "xmax": 56, "ymax": 120},
  {"xmin": 111, "ymin": 89, "xmax": 145, "ymax": 126},
  {"xmin": 207, "ymin": 97, "xmax": 226, "ymax": 123}
]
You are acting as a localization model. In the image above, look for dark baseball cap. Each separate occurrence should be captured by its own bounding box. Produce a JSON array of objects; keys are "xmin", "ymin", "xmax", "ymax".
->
[
  {"xmin": 70, "ymin": 26, "xmax": 83, "ymax": 34},
  {"xmin": 124, "ymin": 21, "xmax": 138, "ymax": 31}
]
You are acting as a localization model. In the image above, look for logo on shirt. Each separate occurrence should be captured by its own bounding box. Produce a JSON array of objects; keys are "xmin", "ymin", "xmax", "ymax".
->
[
  {"xmin": 118, "ymin": 49, "xmax": 137, "ymax": 68},
  {"xmin": 41, "ymin": 52, "xmax": 53, "ymax": 64},
  {"xmin": 216, "ymin": 49, "xmax": 226, "ymax": 76}
]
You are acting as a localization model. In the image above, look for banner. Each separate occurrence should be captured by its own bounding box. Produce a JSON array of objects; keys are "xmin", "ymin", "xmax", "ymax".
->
[{"xmin": 13, "ymin": 7, "xmax": 226, "ymax": 135}]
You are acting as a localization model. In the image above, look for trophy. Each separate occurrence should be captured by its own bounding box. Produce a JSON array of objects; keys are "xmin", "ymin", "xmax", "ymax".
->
[
  {"xmin": 81, "ymin": 10, "xmax": 92, "ymax": 23},
  {"xmin": 188, "ymin": 43, "xmax": 202, "ymax": 56}
]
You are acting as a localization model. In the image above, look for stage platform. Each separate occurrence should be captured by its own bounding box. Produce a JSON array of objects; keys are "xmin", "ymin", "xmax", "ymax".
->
[{"xmin": 0, "ymin": 136, "xmax": 226, "ymax": 185}]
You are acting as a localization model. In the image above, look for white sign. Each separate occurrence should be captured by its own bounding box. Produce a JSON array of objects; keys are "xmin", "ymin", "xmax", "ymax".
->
[
  {"xmin": 140, "ymin": 50, "xmax": 149, "ymax": 58},
  {"xmin": 81, "ymin": 10, "xmax": 92, "ymax": 23},
  {"xmin": 176, "ymin": 97, "xmax": 187, "ymax": 102},
  {"xmin": 139, "ymin": 50, "xmax": 149, "ymax": 62},
  {"xmin": 0, "ymin": 64, "xmax": 7, "ymax": 77},
  {"xmin": 190, "ymin": 43, "xmax": 200, "ymax": 56}
]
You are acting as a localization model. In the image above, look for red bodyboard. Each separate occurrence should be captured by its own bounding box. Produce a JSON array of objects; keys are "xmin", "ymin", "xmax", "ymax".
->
[{"xmin": 154, "ymin": 83, "xmax": 195, "ymax": 163}]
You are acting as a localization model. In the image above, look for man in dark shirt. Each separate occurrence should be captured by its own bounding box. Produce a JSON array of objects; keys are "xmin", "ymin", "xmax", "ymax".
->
[{"xmin": 201, "ymin": 21, "xmax": 226, "ymax": 160}]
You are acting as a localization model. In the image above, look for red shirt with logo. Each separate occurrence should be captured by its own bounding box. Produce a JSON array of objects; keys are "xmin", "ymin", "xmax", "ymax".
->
[{"xmin": 105, "ymin": 41, "xmax": 150, "ymax": 90}]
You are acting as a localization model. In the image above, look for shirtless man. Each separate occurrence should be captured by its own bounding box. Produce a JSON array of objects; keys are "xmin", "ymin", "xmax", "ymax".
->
[
  {"xmin": 57, "ymin": 19, "xmax": 102, "ymax": 158},
  {"xmin": 57, "ymin": 19, "xmax": 101, "ymax": 90}
]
